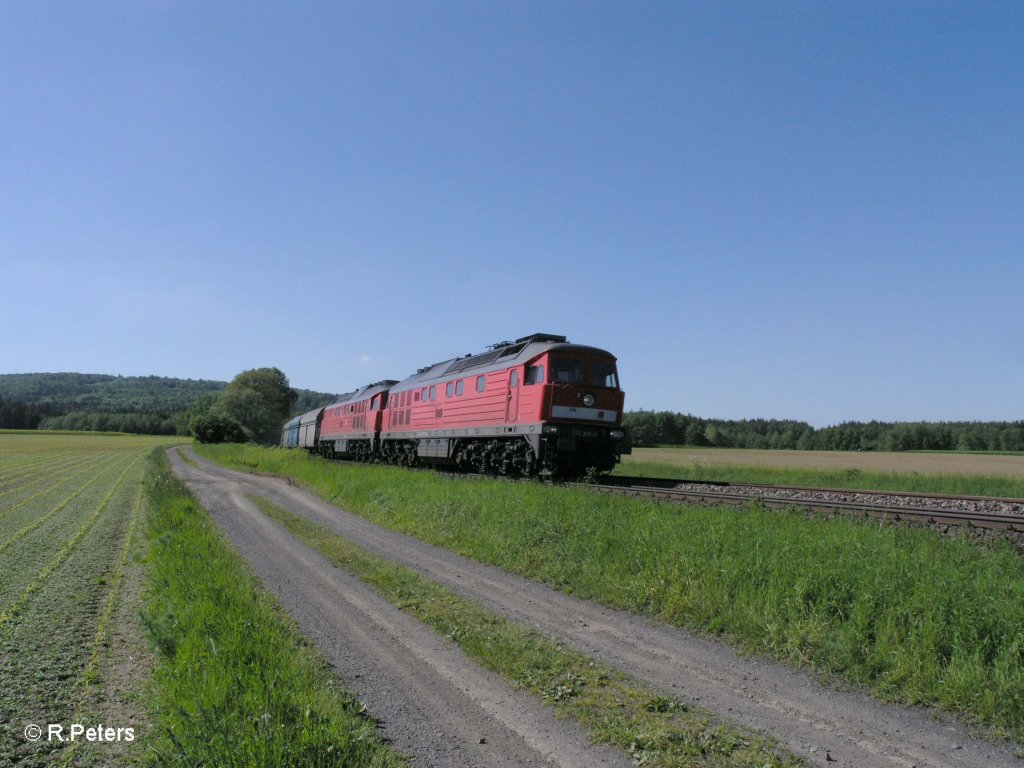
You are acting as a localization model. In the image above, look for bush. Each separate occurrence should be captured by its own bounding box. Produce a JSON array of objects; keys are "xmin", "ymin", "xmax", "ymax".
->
[{"xmin": 190, "ymin": 412, "xmax": 247, "ymax": 443}]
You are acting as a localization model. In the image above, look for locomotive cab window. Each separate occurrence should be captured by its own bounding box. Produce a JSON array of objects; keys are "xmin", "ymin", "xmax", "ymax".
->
[
  {"xmin": 591, "ymin": 360, "xmax": 619, "ymax": 388},
  {"xmin": 526, "ymin": 365, "xmax": 544, "ymax": 384},
  {"xmin": 551, "ymin": 358, "xmax": 583, "ymax": 384},
  {"xmin": 509, "ymin": 370, "xmax": 518, "ymax": 387}
]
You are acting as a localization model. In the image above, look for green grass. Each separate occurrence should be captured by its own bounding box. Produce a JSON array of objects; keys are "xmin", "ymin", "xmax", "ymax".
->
[
  {"xmin": 248, "ymin": 493, "xmax": 799, "ymax": 768},
  {"xmin": 615, "ymin": 459, "xmax": 1024, "ymax": 497},
  {"xmin": 174, "ymin": 446, "xmax": 199, "ymax": 467},
  {"xmin": 198, "ymin": 444, "xmax": 1024, "ymax": 742},
  {"xmin": 0, "ymin": 428, "xmax": 133, "ymax": 437},
  {"xmin": 140, "ymin": 451, "xmax": 404, "ymax": 767}
]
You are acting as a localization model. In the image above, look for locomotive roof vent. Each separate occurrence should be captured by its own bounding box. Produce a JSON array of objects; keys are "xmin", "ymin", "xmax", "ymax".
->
[{"xmin": 515, "ymin": 333, "xmax": 568, "ymax": 344}]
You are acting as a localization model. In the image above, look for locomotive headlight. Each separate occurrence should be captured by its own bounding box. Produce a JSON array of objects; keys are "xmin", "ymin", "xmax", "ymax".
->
[
  {"xmin": 610, "ymin": 430, "xmax": 625, "ymax": 439},
  {"xmin": 542, "ymin": 425, "xmax": 559, "ymax": 434},
  {"xmin": 582, "ymin": 393, "xmax": 595, "ymax": 407}
]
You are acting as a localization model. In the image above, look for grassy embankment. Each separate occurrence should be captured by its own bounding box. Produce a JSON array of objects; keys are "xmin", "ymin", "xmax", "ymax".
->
[
  {"xmin": 617, "ymin": 449, "xmax": 1024, "ymax": 497},
  {"xmin": 247, "ymin": 493, "xmax": 799, "ymax": 767},
  {"xmin": 199, "ymin": 443, "xmax": 1024, "ymax": 742},
  {"xmin": 141, "ymin": 450, "xmax": 404, "ymax": 767}
]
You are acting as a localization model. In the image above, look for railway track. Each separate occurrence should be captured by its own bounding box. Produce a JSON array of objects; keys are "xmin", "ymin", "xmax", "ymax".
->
[
  {"xmin": 314, "ymin": 457, "xmax": 1024, "ymax": 532},
  {"xmin": 574, "ymin": 475, "xmax": 1024, "ymax": 532}
]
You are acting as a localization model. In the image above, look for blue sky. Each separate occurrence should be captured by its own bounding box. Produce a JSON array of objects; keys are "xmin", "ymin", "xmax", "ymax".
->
[{"xmin": 2, "ymin": 2, "xmax": 1021, "ymax": 427}]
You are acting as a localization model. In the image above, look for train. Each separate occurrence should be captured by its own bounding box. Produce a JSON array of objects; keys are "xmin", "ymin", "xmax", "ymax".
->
[{"xmin": 280, "ymin": 333, "xmax": 630, "ymax": 477}]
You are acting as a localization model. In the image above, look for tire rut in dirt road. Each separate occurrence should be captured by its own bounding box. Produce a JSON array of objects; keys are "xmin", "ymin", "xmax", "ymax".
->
[
  {"xmin": 167, "ymin": 450, "xmax": 631, "ymax": 768},
  {"xmin": 178, "ymin": 448, "xmax": 1023, "ymax": 768}
]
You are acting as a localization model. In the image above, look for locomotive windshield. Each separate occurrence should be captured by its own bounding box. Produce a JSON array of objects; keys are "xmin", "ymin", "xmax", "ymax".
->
[
  {"xmin": 548, "ymin": 357, "xmax": 619, "ymax": 388},
  {"xmin": 590, "ymin": 360, "xmax": 618, "ymax": 388},
  {"xmin": 551, "ymin": 358, "xmax": 583, "ymax": 384}
]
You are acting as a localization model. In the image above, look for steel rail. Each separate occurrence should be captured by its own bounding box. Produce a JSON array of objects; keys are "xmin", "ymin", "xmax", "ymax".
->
[
  {"xmin": 604, "ymin": 474, "xmax": 1024, "ymax": 506},
  {"xmin": 574, "ymin": 481, "xmax": 1024, "ymax": 532}
]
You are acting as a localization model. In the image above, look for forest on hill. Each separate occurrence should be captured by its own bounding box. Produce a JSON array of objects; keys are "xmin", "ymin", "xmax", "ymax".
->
[
  {"xmin": 0, "ymin": 373, "xmax": 334, "ymax": 435},
  {"xmin": 624, "ymin": 411, "xmax": 1024, "ymax": 453}
]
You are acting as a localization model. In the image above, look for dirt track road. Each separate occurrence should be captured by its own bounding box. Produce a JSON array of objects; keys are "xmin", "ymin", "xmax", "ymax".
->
[
  {"xmin": 167, "ymin": 448, "xmax": 629, "ymax": 768},
  {"xmin": 171, "ymin": 448, "xmax": 1022, "ymax": 768}
]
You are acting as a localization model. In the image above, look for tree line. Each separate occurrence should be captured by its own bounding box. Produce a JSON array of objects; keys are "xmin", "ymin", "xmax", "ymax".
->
[
  {"xmin": 0, "ymin": 395, "xmax": 56, "ymax": 430},
  {"xmin": 623, "ymin": 411, "xmax": 1024, "ymax": 452},
  {"xmin": 7, "ymin": 371, "xmax": 1021, "ymax": 451}
]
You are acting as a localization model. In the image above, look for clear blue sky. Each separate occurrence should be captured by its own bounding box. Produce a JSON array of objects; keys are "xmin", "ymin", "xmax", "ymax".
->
[{"xmin": 2, "ymin": 2, "xmax": 1021, "ymax": 427}]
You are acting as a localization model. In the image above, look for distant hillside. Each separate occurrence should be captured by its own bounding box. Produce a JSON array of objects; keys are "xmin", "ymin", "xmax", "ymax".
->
[
  {"xmin": 0, "ymin": 373, "xmax": 226, "ymax": 413},
  {"xmin": 625, "ymin": 410, "xmax": 1024, "ymax": 452},
  {"xmin": 0, "ymin": 373, "xmax": 337, "ymax": 434}
]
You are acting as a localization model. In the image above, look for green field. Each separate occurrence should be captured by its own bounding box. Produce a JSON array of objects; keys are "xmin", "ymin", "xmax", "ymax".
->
[
  {"xmin": 199, "ymin": 443, "xmax": 1024, "ymax": 742},
  {"xmin": 0, "ymin": 433, "xmax": 402, "ymax": 767},
  {"xmin": 618, "ymin": 446, "xmax": 1024, "ymax": 497},
  {"xmin": 0, "ymin": 433, "xmax": 177, "ymax": 766}
]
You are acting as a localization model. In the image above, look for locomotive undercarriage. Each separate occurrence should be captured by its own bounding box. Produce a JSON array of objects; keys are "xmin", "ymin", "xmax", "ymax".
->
[
  {"xmin": 320, "ymin": 439, "xmax": 374, "ymax": 461},
  {"xmin": 379, "ymin": 439, "xmax": 419, "ymax": 467},
  {"xmin": 324, "ymin": 428, "xmax": 621, "ymax": 478},
  {"xmin": 452, "ymin": 437, "xmax": 537, "ymax": 476},
  {"xmin": 538, "ymin": 434, "xmax": 618, "ymax": 476},
  {"xmin": 375, "ymin": 433, "xmax": 619, "ymax": 478}
]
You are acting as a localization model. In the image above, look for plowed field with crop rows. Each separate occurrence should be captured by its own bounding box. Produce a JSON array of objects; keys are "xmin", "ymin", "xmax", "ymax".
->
[{"xmin": 0, "ymin": 433, "xmax": 182, "ymax": 767}]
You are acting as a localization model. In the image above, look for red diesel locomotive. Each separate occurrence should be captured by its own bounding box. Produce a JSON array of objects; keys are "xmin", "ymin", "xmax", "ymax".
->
[{"xmin": 281, "ymin": 333, "xmax": 630, "ymax": 477}]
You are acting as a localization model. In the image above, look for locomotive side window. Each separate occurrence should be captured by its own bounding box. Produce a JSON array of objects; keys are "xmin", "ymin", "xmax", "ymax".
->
[
  {"xmin": 526, "ymin": 365, "xmax": 544, "ymax": 384},
  {"xmin": 455, "ymin": 379, "xmax": 464, "ymax": 396},
  {"xmin": 591, "ymin": 360, "xmax": 619, "ymax": 388},
  {"xmin": 446, "ymin": 382, "xmax": 454, "ymax": 398},
  {"xmin": 429, "ymin": 386, "xmax": 436, "ymax": 401},
  {"xmin": 551, "ymin": 358, "xmax": 583, "ymax": 384},
  {"xmin": 476, "ymin": 375, "xmax": 486, "ymax": 392}
]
